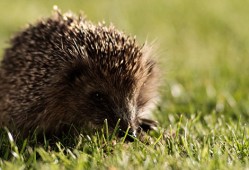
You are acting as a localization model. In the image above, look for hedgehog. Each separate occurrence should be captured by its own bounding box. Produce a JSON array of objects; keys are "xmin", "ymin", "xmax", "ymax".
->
[{"xmin": 0, "ymin": 9, "xmax": 159, "ymax": 139}]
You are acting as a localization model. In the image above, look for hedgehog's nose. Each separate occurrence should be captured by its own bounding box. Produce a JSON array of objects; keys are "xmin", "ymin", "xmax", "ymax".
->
[{"xmin": 118, "ymin": 129, "xmax": 136, "ymax": 141}]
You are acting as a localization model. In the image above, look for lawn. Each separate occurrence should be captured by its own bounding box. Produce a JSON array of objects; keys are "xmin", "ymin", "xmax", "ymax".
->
[{"xmin": 0, "ymin": 0, "xmax": 249, "ymax": 169}]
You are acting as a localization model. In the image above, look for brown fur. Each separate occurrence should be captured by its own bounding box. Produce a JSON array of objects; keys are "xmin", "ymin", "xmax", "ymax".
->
[{"xmin": 0, "ymin": 11, "xmax": 159, "ymax": 137}]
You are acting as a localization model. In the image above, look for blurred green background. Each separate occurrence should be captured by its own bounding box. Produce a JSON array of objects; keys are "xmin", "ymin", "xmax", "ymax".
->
[{"xmin": 0, "ymin": 0, "xmax": 249, "ymax": 125}]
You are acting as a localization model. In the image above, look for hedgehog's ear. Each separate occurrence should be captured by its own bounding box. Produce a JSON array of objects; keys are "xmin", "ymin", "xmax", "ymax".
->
[
  {"xmin": 66, "ymin": 66, "xmax": 83, "ymax": 83},
  {"xmin": 63, "ymin": 61, "xmax": 86, "ymax": 84}
]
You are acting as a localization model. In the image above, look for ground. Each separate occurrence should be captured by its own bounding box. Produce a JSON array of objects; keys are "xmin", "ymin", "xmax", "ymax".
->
[{"xmin": 0, "ymin": 0, "xmax": 249, "ymax": 169}]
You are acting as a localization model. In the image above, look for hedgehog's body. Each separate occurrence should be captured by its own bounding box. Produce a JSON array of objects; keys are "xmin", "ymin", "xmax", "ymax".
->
[{"xmin": 0, "ymin": 11, "xmax": 159, "ymax": 137}]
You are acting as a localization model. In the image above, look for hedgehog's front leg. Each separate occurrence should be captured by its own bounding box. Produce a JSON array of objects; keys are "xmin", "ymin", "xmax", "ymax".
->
[{"xmin": 138, "ymin": 118, "xmax": 158, "ymax": 132}]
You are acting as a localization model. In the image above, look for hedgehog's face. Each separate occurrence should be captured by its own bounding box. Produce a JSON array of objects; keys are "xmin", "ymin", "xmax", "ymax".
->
[
  {"xmin": 62, "ymin": 40, "xmax": 158, "ymax": 136},
  {"xmin": 67, "ymin": 67, "xmax": 140, "ymax": 135}
]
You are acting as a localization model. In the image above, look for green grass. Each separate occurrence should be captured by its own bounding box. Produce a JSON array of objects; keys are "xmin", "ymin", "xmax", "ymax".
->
[{"xmin": 0, "ymin": 0, "xmax": 249, "ymax": 169}]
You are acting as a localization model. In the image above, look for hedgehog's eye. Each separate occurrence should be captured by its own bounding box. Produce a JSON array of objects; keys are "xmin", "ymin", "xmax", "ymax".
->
[{"xmin": 90, "ymin": 91, "xmax": 105, "ymax": 103}]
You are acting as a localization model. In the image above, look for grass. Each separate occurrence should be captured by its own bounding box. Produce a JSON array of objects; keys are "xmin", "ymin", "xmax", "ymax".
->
[{"xmin": 0, "ymin": 0, "xmax": 249, "ymax": 169}]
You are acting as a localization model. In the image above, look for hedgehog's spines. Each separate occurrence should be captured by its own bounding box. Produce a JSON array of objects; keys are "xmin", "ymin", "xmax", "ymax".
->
[{"xmin": 0, "ymin": 10, "xmax": 159, "ymax": 137}]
